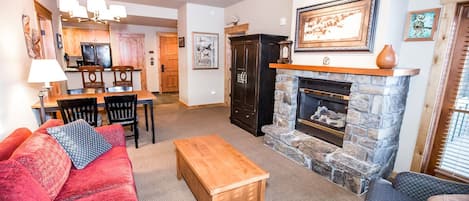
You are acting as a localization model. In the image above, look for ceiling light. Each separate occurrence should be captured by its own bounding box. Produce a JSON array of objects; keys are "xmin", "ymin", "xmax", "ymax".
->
[{"xmin": 60, "ymin": 0, "xmax": 127, "ymax": 24}]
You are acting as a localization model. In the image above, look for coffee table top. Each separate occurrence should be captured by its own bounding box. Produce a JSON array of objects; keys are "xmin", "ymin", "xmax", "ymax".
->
[{"xmin": 173, "ymin": 134, "xmax": 269, "ymax": 195}]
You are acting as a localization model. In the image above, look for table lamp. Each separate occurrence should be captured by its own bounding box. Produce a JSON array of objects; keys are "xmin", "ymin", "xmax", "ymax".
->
[{"xmin": 28, "ymin": 59, "xmax": 67, "ymax": 124}]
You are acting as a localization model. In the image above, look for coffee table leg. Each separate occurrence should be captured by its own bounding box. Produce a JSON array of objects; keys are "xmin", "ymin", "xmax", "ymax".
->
[
  {"xmin": 176, "ymin": 150, "xmax": 182, "ymax": 180},
  {"xmin": 259, "ymin": 179, "xmax": 266, "ymax": 201}
]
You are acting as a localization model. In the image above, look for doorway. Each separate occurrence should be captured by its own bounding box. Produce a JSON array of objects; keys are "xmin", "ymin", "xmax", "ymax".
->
[
  {"xmin": 224, "ymin": 24, "xmax": 249, "ymax": 106},
  {"xmin": 159, "ymin": 33, "xmax": 179, "ymax": 93},
  {"xmin": 116, "ymin": 33, "xmax": 146, "ymax": 90},
  {"xmin": 35, "ymin": 2, "xmax": 61, "ymax": 95}
]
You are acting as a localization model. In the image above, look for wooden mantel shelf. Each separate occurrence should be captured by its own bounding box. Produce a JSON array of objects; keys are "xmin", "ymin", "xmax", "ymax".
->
[{"xmin": 269, "ymin": 63, "xmax": 420, "ymax": 77}]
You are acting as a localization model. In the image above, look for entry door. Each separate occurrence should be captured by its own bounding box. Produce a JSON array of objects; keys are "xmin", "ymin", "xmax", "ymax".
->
[
  {"xmin": 160, "ymin": 35, "xmax": 179, "ymax": 92},
  {"xmin": 116, "ymin": 33, "xmax": 146, "ymax": 90}
]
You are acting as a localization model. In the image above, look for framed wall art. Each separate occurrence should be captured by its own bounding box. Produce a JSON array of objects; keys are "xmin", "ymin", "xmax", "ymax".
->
[
  {"xmin": 404, "ymin": 8, "xmax": 440, "ymax": 41},
  {"xmin": 192, "ymin": 32, "xmax": 218, "ymax": 69},
  {"xmin": 294, "ymin": 0, "xmax": 378, "ymax": 52}
]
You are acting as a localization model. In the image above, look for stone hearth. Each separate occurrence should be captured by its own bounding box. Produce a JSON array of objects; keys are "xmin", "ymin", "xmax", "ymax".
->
[{"xmin": 262, "ymin": 68, "xmax": 413, "ymax": 194}]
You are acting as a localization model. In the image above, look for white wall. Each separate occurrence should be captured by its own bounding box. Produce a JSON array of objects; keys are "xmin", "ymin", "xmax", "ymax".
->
[
  {"xmin": 394, "ymin": 0, "xmax": 442, "ymax": 172},
  {"xmin": 178, "ymin": 4, "xmax": 189, "ymax": 104},
  {"xmin": 178, "ymin": 3, "xmax": 225, "ymax": 106},
  {"xmin": 109, "ymin": 24, "xmax": 177, "ymax": 92},
  {"xmin": 225, "ymin": 0, "xmax": 292, "ymax": 36},
  {"xmin": 289, "ymin": 0, "xmax": 442, "ymax": 172},
  {"xmin": 0, "ymin": 0, "xmax": 63, "ymax": 139},
  {"xmin": 291, "ymin": 0, "xmax": 408, "ymax": 67}
]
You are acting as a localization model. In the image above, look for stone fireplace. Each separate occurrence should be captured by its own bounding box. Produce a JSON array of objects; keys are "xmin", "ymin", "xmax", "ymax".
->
[{"xmin": 262, "ymin": 65, "xmax": 419, "ymax": 194}]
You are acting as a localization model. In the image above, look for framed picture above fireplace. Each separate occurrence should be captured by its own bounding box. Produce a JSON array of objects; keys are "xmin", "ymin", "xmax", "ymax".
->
[{"xmin": 294, "ymin": 0, "xmax": 378, "ymax": 52}]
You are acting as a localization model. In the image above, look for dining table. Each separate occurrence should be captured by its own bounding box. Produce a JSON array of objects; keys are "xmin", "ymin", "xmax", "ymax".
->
[{"xmin": 31, "ymin": 90, "xmax": 157, "ymax": 144}]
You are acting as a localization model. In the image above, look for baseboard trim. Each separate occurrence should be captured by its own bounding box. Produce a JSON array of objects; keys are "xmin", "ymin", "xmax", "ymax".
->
[{"xmin": 179, "ymin": 101, "xmax": 227, "ymax": 109}]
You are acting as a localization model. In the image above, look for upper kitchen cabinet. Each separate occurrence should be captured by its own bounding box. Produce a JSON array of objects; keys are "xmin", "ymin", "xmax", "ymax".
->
[{"xmin": 62, "ymin": 27, "xmax": 110, "ymax": 56}]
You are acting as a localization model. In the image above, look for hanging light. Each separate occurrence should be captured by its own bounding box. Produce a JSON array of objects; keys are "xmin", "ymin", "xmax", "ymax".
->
[{"xmin": 60, "ymin": 0, "xmax": 127, "ymax": 24}]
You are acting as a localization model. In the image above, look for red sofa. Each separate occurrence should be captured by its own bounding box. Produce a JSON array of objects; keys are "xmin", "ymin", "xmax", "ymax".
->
[{"xmin": 0, "ymin": 119, "xmax": 138, "ymax": 201}]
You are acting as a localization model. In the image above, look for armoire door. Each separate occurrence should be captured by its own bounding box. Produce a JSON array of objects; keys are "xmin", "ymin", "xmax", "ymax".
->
[
  {"xmin": 231, "ymin": 42, "xmax": 245, "ymax": 108},
  {"xmin": 243, "ymin": 41, "xmax": 258, "ymax": 113}
]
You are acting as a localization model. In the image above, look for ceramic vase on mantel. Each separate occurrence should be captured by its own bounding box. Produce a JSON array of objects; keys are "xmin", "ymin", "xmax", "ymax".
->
[{"xmin": 376, "ymin": 44, "xmax": 398, "ymax": 69}]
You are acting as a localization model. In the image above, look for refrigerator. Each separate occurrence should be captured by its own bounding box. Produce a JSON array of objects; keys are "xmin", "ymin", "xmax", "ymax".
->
[{"xmin": 81, "ymin": 43, "xmax": 112, "ymax": 68}]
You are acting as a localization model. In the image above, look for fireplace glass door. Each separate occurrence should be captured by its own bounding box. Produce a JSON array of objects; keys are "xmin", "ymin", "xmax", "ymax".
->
[{"xmin": 296, "ymin": 78, "xmax": 351, "ymax": 147}]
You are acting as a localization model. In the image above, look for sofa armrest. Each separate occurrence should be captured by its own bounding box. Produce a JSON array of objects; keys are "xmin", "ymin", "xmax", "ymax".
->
[
  {"xmin": 394, "ymin": 172, "xmax": 469, "ymax": 201},
  {"xmin": 34, "ymin": 119, "xmax": 64, "ymax": 134},
  {"xmin": 365, "ymin": 178, "xmax": 415, "ymax": 201},
  {"xmin": 95, "ymin": 124, "xmax": 126, "ymax": 147}
]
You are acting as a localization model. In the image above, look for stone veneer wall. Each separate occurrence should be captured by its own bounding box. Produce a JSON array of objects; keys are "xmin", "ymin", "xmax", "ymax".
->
[{"xmin": 262, "ymin": 69, "xmax": 411, "ymax": 194}]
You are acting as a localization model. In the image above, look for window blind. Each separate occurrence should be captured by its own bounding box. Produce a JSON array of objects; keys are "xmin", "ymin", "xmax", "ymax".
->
[{"xmin": 432, "ymin": 4, "xmax": 469, "ymax": 182}]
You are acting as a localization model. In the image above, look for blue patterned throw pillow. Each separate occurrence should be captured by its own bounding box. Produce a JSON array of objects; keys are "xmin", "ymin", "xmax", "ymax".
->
[{"xmin": 47, "ymin": 119, "xmax": 112, "ymax": 169}]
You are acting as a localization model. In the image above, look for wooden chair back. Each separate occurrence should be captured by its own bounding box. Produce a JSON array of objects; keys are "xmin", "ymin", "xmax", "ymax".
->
[
  {"xmin": 57, "ymin": 98, "xmax": 99, "ymax": 127},
  {"xmin": 104, "ymin": 94, "xmax": 139, "ymax": 148},
  {"xmin": 111, "ymin": 66, "xmax": 134, "ymax": 87},
  {"xmin": 79, "ymin": 66, "xmax": 105, "ymax": 90}
]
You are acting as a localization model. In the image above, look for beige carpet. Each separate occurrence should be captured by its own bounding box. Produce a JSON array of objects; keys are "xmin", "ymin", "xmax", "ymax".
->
[{"xmin": 125, "ymin": 103, "xmax": 363, "ymax": 201}]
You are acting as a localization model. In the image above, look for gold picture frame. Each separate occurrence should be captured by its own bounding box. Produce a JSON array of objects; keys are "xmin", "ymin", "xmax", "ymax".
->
[
  {"xmin": 404, "ymin": 8, "xmax": 440, "ymax": 41},
  {"xmin": 294, "ymin": 0, "xmax": 378, "ymax": 52}
]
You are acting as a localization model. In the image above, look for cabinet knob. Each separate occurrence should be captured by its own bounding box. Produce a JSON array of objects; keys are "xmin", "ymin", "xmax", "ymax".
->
[
  {"xmin": 235, "ymin": 110, "xmax": 238, "ymax": 113},
  {"xmin": 245, "ymin": 115, "xmax": 250, "ymax": 118}
]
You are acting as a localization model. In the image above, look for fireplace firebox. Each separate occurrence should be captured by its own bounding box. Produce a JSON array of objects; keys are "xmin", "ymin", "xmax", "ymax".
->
[{"xmin": 295, "ymin": 78, "xmax": 352, "ymax": 147}]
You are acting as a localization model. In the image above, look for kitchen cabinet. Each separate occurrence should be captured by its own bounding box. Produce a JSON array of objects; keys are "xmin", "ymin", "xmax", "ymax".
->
[
  {"xmin": 62, "ymin": 28, "xmax": 110, "ymax": 56},
  {"xmin": 230, "ymin": 34, "xmax": 286, "ymax": 136}
]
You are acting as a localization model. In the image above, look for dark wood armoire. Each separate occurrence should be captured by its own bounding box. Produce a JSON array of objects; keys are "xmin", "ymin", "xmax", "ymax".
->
[{"xmin": 230, "ymin": 34, "xmax": 287, "ymax": 136}]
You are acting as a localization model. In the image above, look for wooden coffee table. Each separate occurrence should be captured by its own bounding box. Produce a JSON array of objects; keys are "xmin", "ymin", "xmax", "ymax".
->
[{"xmin": 174, "ymin": 134, "xmax": 269, "ymax": 201}]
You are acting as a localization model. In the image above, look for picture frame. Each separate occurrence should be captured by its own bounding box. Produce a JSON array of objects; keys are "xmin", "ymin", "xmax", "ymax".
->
[
  {"xmin": 56, "ymin": 33, "xmax": 63, "ymax": 49},
  {"xmin": 178, "ymin": 37, "xmax": 185, "ymax": 48},
  {"xmin": 192, "ymin": 32, "xmax": 218, "ymax": 69},
  {"xmin": 404, "ymin": 8, "xmax": 440, "ymax": 41},
  {"xmin": 294, "ymin": 0, "xmax": 378, "ymax": 52}
]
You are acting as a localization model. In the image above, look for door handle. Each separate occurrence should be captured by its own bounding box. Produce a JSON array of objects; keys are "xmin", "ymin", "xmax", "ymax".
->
[{"xmin": 161, "ymin": 64, "xmax": 165, "ymax": 72}]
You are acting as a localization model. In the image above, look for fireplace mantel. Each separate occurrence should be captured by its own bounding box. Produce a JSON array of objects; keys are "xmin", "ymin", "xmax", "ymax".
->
[{"xmin": 270, "ymin": 63, "xmax": 420, "ymax": 77}]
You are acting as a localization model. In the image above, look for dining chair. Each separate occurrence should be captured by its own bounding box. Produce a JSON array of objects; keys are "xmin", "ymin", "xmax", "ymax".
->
[
  {"xmin": 111, "ymin": 66, "xmax": 134, "ymax": 87},
  {"xmin": 57, "ymin": 98, "xmax": 100, "ymax": 127},
  {"xmin": 104, "ymin": 94, "xmax": 139, "ymax": 148},
  {"xmin": 79, "ymin": 66, "xmax": 105, "ymax": 90}
]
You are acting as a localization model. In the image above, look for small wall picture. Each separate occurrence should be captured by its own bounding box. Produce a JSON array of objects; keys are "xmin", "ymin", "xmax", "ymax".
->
[
  {"xmin": 404, "ymin": 8, "xmax": 441, "ymax": 41},
  {"xmin": 56, "ymin": 33, "xmax": 63, "ymax": 49},
  {"xmin": 178, "ymin": 37, "xmax": 185, "ymax": 48},
  {"xmin": 192, "ymin": 32, "xmax": 218, "ymax": 69}
]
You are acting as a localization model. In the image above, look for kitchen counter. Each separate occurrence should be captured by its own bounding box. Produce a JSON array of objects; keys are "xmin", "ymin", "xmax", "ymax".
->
[
  {"xmin": 64, "ymin": 67, "xmax": 142, "ymax": 72},
  {"xmin": 64, "ymin": 70, "xmax": 142, "ymax": 90}
]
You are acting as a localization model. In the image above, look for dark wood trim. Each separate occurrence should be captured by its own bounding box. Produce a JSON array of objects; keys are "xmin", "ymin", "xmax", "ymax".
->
[{"xmin": 269, "ymin": 63, "xmax": 420, "ymax": 77}]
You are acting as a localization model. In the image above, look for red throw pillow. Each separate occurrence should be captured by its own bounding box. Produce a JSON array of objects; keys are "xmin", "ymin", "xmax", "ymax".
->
[
  {"xmin": 0, "ymin": 160, "xmax": 50, "ymax": 201},
  {"xmin": 10, "ymin": 133, "xmax": 71, "ymax": 200}
]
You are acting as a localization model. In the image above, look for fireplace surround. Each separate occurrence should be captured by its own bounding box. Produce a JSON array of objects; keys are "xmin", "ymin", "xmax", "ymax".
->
[{"xmin": 262, "ymin": 64, "xmax": 419, "ymax": 194}]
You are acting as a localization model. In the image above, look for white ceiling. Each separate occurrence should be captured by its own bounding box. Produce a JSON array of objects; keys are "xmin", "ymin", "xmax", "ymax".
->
[
  {"xmin": 62, "ymin": 0, "xmax": 241, "ymax": 28},
  {"xmin": 116, "ymin": 0, "xmax": 243, "ymax": 8}
]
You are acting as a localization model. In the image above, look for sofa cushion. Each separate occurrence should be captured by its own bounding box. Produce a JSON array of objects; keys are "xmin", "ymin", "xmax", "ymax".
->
[
  {"xmin": 0, "ymin": 128, "xmax": 32, "ymax": 160},
  {"xmin": 9, "ymin": 133, "xmax": 71, "ymax": 200},
  {"xmin": 0, "ymin": 160, "xmax": 50, "ymax": 201},
  {"xmin": 47, "ymin": 119, "xmax": 112, "ymax": 169},
  {"xmin": 55, "ymin": 147, "xmax": 135, "ymax": 201},
  {"xmin": 75, "ymin": 185, "xmax": 137, "ymax": 201}
]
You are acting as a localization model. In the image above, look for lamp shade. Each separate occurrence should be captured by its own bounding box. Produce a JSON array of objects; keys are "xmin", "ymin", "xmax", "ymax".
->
[{"xmin": 28, "ymin": 59, "xmax": 67, "ymax": 84}]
